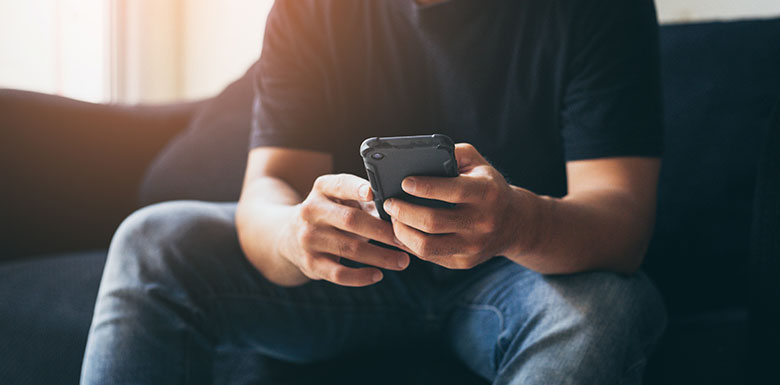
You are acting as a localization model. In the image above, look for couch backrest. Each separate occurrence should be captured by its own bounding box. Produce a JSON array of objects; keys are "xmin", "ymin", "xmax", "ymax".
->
[
  {"xmin": 138, "ymin": 63, "xmax": 256, "ymax": 206},
  {"xmin": 644, "ymin": 18, "xmax": 780, "ymax": 315},
  {"xmin": 748, "ymin": 99, "xmax": 780, "ymax": 375}
]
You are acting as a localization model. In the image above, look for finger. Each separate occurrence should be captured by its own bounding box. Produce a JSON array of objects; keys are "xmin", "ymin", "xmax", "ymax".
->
[
  {"xmin": 318, "ymin": 202, "xmax": 403, "ymax": 248},
  {"xmin": 391, "ymin": 218, "xmax": 461, "ymax": 263},
  {"xmin": 337, "ymin": 198, "xmax": 362, "ymax": 210},
  {"xmin": 315, "ymin": 174, "xmax": 373, "ymax": 202},
  {"xmin": 401, "ymin": 174, "xmax": 489, "ymax": 203},
  {"xmin": 383, "ymin": 198, "xmax": 473, "ymax": 234},
  {"xmin": 306, "ymin": 253, "xmax": 384, "ymax": 287},
  {"xmin": 309, "ymin": 228, "xmax": 410, "ymax": 271},
  {"xmin": 454, "ymin": 143, "xmax": 488, "ymax": 170},
  {"xmin": 358, "ymin": 200, "xmax": 381, "ymax": 219}
]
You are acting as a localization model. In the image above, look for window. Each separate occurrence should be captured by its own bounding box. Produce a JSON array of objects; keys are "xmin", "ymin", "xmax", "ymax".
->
[
  {"xmin": 0, "ymin": 0, "xmax": 110, "ymax": 103},
  {"xmin": 0, "ymin": 0, "xmax": 272, "ymax": 104}
]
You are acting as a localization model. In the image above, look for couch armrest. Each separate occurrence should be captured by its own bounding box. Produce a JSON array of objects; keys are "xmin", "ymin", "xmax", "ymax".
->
[
  {"xmin": 749, "ymin": 100, "xmax": 780, "ymax": 379},
  {"xmin": 0, "ymin": 90, "xmax": 204, "ymax": 260}
]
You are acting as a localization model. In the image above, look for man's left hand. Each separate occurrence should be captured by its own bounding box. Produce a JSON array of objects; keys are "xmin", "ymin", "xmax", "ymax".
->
[{"xmin": 383, "ymin": 143, "xmax": 537, "ymax": 269}]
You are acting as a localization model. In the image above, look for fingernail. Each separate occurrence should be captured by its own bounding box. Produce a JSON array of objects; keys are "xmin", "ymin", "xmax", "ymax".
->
[
  {"xmin": 359, "ymin": 184, "xmax": 370, "ymax": 199},
  {"xmin": 397, "ymin": 254, "xmax": 409, "ymax": 269},
  {"xmin": 402, "ymin": 178, "xmax": 416, "ymax": 193},
  {"xmin": 383, "ymin": 200, "xmax": 394, "ymax": 214},
  {"xmin": 373, "ymin": 271, "xmax": 383, "ymax": 282}
]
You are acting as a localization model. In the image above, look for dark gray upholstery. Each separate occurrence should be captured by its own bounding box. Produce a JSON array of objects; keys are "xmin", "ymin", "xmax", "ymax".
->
[
  {"xmin": 0, "ymin": 90, "xmax": 201, "ymax": 259},
  {"xmin": 0, "ymin": 251, "xmax": 106, "ymax": 385},
  {"xmin": 639, "ymin": 19, "xmax": 780, "ymax": 383},
  {"xmin": 645, "ymin": 18, "xmax": 780, "ymax": 315}
]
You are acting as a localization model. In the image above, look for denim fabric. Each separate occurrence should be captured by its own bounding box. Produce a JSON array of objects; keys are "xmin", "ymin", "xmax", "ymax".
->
[{"xmin": 81, "ymin": 201, "xmax": 666, "ymax": 385}]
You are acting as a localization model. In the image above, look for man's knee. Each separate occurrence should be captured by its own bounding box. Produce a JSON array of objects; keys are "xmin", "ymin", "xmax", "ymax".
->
[
  {"xmin": 517, "ymin": 271, "xmax": 665, "ymax": 345},
  {"xmin": 498, "ymin": 271, "xmax": 666, "ymax": 382},
  {"xmin": 103, "ymin": 201, "xmax": 240, "ymax": 290},
  {"xmin": 112, "ymin": 201, "xmax": 237, "ymax": 253}
]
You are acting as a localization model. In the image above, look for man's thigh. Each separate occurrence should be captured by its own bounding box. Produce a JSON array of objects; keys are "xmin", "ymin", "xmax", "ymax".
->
[
  {"xmin": 442, "ymin": 258, "xmax": 667, "ymax": 384},
  {"xmin": 91, "ymin": 200, "xmax": 427, "ymax": 364}
]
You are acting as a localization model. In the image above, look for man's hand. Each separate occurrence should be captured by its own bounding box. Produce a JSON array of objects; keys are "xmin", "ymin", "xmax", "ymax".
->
[
  {"xmin": 277, "ymin": 174, "xmax": 410, "ymax": 287},
  {"xmin": 383, "ymin": 143, "xmax": 537, "ymax": 270}
]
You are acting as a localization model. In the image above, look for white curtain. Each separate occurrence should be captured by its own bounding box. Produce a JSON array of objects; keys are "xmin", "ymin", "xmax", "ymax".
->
[
  {"xmin": 0, "ymin": 0, "xmax": 270, "ymax": 104},
  {"xmin": 113, "ymin": 0, "xmax": 271, "ymax": 104},
  {"xmin": 0, "ymin": 0, "xmax": 110, "ymax": 103}
]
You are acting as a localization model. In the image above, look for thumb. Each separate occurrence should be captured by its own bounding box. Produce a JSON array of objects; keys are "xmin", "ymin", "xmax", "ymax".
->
[{"xmin": 454, "ymin": 143, "xmax": 488, "ymax": 170}]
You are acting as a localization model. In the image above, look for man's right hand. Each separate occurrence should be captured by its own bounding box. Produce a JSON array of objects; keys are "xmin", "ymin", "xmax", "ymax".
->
[{"xmin": 276, "ymin": 174, "xmax": 410, "ymax": 287}]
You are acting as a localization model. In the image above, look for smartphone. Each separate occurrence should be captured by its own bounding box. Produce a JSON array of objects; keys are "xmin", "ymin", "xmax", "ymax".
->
[{"xmin": 360, "ymin": 134, "xmax": 459, "ymax": 221}]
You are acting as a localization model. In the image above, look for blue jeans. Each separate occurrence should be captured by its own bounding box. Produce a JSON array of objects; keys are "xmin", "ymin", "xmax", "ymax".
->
[{"xmin": 81, "ymin": 201, "xmax": 667, "ymax": 384}]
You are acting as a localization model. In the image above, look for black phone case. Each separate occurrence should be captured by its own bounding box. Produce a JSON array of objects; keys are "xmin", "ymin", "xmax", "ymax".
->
[{"xmin": 360, "ymin": 134, "xmax": 458, "ymax": 221}]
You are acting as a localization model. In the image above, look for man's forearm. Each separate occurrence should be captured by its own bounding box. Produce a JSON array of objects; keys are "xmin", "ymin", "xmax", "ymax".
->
[
  {"xmin": 236, "ymin": 177, "xmax": 309, "ymax": 286},
  {"xmin": 503, "ymin": 186, "xmax": 654, "ymax": 275}
]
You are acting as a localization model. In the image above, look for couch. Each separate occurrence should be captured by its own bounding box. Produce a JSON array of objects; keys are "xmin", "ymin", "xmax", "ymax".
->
[{"xmin": 1, "ymin": 18, "xmax": 779, "ymax": 384}]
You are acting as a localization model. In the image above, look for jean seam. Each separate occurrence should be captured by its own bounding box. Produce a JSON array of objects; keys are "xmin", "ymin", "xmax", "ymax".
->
[
  {"xmin": 619, "ymin": 358, "xmax": 647, "ymax": 385},
  {"xmin": 619, "ymin": 307, "xmax": 667, "ymax": 384},
  {"xmin": 455, "ymin": 301, "xmax": 508, "ymax": 362},
  {"xmin": 620, "ymin": 284, "xmax": 668, "ymax": 384},
  {"xmin": 182, "ymin": 328, "xmax": 192, "ymax": 385}
]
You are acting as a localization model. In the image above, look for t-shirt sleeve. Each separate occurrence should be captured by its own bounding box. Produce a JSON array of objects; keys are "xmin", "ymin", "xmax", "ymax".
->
[
  {"xmin": 249, "ymin": 0, "xmax": 334, "ymax": 153},
  {"xmin": 560, "ymin": 0, "xmax": 663, "ymax": 161}
]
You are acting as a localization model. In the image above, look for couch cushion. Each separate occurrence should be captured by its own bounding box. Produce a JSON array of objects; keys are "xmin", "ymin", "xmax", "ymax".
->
[
  {"xmin": 644, "ymin": 18, "xmax": 780, "ymax": 315},
  {"xmin": 0, "ymin": 250, "xmax": 106, "ymax": 385},
  {"xmin": 138, "ymin": 64, "xmax": 256, "ymax": 206}
]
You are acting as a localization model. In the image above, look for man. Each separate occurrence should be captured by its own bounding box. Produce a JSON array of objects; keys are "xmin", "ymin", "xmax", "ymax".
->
[{"xmin": 81, "ymin": 0, "xmax": 667, "ymax": 384}]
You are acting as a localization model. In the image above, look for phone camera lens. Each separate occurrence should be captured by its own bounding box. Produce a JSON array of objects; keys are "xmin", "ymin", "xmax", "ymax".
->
[{"xmin": 371, "ymin": 153, "xmax": 384, "ymax": 160}]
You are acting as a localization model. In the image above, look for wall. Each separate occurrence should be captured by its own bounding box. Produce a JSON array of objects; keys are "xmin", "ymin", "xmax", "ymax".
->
[{"xmin": 656, "ymin": 0, "xmax": 780, "ymax": 23}]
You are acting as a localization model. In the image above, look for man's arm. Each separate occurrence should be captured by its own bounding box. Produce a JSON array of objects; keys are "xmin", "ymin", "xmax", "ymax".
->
[
  {"xmin": 235, "ymin": 148, "xmax": 330, "ymax": 287},
  {"xmin": 384, "ymin": 144, "xmax": 659, "ymax": 275},
  {"xmin": 505, "ymin": 156, "xmax": 659, "ymax": 274},
  {"xmin": 236, "ymin": 147, "xmax": 408, "ymax": 288}
]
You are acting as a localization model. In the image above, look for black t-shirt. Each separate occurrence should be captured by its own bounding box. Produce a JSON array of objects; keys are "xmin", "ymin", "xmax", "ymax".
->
[{"xmin": 250, "ymin": 0, "xmax": 662, "ymax": 198}]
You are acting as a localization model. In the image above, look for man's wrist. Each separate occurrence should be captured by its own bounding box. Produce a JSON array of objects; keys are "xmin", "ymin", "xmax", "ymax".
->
[
  {"xmin": 501, "ymin": 186, "xmax": 551, "ymax": 260},
  {"xmin": 241, "ymin": 202, "xmax": 310, "ymax": 287},
  {"xmin": 272, "ymin": 205, "xmax": 312, "ymax": 281}
]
